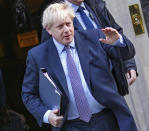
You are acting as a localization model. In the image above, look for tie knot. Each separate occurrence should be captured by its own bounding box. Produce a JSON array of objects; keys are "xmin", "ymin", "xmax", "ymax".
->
[
  {"xmin": 65, "ymin": 45, "xmax": 70, "ymax": 50},
  {"xmin": 64, "ymin": 45, "xmax": 74, "ymax": 50},
  {"xmin": 64, "ymin": 45, "xmax": 70, "ymax": 53},
  {"xmin": 77, "ymin": 6, "xmax": 85, "ymax": 12}
]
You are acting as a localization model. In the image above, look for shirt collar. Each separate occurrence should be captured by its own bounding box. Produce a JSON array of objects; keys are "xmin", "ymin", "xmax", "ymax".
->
[
  {"xmin": 65, "ymin": 0, "xmax": 86, "ymax": 13},
  {"xmin": 52, "ymin": 37, "xmax": 75, "ymax": 55}
]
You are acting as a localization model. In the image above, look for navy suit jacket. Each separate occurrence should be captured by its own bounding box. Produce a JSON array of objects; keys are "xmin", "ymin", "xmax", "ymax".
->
[{"xmin": 22, "ymin": 30, "xmax": 137, "ymax": 131}]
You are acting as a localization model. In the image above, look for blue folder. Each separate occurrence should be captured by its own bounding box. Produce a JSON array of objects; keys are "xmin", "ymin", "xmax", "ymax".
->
[{"xmin": 39, "ymin": 68, "xmax": 62, "ymax": 111}]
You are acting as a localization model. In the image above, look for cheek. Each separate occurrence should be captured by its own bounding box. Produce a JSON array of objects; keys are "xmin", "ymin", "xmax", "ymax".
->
[
  {"xmin": 56, "ymin": 31, "xmax": 63, "ymax": 37},
  {"xmin": 70, "ymin": 26, "xmax": 74, "ymax": 32}
]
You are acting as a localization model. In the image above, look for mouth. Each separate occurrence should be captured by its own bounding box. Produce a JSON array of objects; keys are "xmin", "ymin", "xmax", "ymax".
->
[{"xmin": 64, "ymin": 34, "xmax": 72, "ymax": 38}]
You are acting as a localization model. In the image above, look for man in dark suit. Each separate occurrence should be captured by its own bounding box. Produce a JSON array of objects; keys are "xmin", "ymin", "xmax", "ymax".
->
[
  {"xmin": 41, "ymin": 0, "xmax": 137, "ymax": 95},
  {"xmin": 22, "ymin": 3, "xmax": 137, "ymax": 131}
]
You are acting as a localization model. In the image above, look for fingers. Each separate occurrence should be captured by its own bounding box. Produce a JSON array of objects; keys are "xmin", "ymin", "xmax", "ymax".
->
[
  {"xmin": 48, "ymin": 109, "xmax": 64, "ymax": 127},
  {"xmin": 126, "ymin": 70, "xmax": 137, "ymax": 85},
  {"xmin": 99, "ymin": 38, "xmax": 109, "ymax": 44},
  {"xmin": 99, "ymin": 27, "xmax": 120, "ymax": 44},
  {"xmin": 126, "ymin": 72, "xmax": 130, "ymax": 79},
  {"xmin": 102, "ymin": 27, "xmax": 119, "ymax": 36}
]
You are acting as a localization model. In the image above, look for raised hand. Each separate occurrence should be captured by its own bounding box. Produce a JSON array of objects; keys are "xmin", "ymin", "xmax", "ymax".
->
[{"xmin": 99, "ymin": 27, "xmax": 120, "ymax": 44}]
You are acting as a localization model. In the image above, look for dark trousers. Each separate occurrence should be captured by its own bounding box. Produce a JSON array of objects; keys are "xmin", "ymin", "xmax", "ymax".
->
[
  {"xmin": 63, "ymin": 109, "xmax": 120, "ymax": 131},
  {"xmin": 43, "ymin": 109, "xmax": 120, "ymax": 131}
]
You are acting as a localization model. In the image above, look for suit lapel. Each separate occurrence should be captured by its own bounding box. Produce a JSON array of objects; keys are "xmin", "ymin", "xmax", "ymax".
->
[
  {"xmin": 84, "ymin": 3, "xmax": 102, "ymax": 29},
  {"xmin": 74, "ymin": 31, "xmax": 91, "ymax": 90},
  {"xmin": 73, "ymin": 17, "xmax": 84, "ymax": 30},
  {"xmin": 46, "ymin": 39, "xmax": 69, "ymax": 97},
  {"xmin": 86, "ymin": 0, "xmax": 105, "ymax": 14}
]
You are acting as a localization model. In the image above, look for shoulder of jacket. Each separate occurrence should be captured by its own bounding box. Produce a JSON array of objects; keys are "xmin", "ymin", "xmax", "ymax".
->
[
  {"xmin": 28, "ymin": 39, "xmax": 50, "ymax": 54},
  {"xmin": 85, "ymin": 0, "xmax": 106, "ymax": 13}
]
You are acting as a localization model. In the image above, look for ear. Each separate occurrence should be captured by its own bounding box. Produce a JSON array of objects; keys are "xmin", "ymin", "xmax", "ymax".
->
[{"xmin": 46, "ymin": 27, "xmax": 52, "ymax": 35}]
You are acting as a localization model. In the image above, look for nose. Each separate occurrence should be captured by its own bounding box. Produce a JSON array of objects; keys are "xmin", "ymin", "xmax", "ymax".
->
[{"xmin": 63, "ymin": 25, "xmax": 69, "ymax": 32}]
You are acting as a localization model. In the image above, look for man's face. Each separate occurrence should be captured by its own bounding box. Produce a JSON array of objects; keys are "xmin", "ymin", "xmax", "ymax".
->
[
  {"xmin": 47, "ymin": 16, "xmax": 74, "ymax": 45},
  {"xmin": 67, "ymin": 0, "xmax": 84, "ymax": 6}
]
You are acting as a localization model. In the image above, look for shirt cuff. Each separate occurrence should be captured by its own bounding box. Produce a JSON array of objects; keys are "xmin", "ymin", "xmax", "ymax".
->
[
  {"xmin": 43, "ymin": 110, "xmax": 51, "ymax": 124},
  {"xmin": 113, "ymin": 34, "xmax": 126, "ymax": 47}
]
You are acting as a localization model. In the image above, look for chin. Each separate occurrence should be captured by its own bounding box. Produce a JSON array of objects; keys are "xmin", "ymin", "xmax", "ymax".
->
[
  {"xmin": 65, "ymin": 40, "xmax": 72, "ymax": 45},
  {"xmin": 64, "ymin": 38, "xmax": 73, "ymax": 44}
]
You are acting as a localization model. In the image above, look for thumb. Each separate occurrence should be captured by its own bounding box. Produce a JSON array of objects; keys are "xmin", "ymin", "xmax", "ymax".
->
[
  {"xmin": 126, "ymin": 72, "xmax": 130, "ymax": 79},
  {"xmin": 53, "ymin": 109, "xmax": 59, "ymax": 114},
  {"xmin": 99, "ymin": 38, "xmax": 108, "ymax": 44}
]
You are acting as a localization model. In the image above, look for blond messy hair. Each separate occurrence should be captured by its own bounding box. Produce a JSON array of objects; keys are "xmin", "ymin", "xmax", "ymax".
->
[{"xmin": 42, "ymin": 2, "xmax": 75, "ymax": 29}]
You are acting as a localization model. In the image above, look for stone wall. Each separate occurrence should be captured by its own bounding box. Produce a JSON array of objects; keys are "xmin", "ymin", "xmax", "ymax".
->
[{"xmin": 104, "ymin": 0, "xmax": 149, "ymax": 130}]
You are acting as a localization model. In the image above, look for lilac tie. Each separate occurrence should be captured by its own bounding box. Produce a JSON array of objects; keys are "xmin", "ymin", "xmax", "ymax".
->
[{"xmin": 65, "ymin": 45, "xmax": 91, "ymax": 122}]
